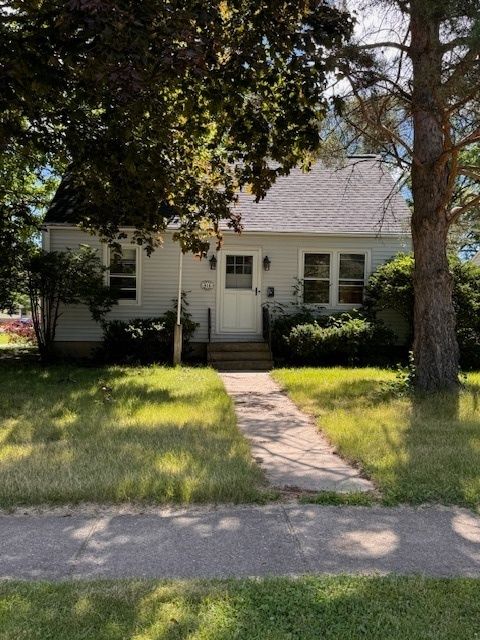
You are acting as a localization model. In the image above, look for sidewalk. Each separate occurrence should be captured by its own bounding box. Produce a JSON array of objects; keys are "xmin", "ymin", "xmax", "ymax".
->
[
  {"xmin": 220, "ymin": 372, "xmax": 373, "ymax": 492},
  {"xmin": 1, "ymin": 504, "xmax": 479, "ymax": 580}
]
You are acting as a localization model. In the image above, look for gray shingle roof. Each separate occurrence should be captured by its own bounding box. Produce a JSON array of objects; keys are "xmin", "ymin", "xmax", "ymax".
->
[
  {"xmin": 227, "ymin": 156, "xmax": 410, "ymax": 235},
  {"xmin": 45, "ymin": 156, "xmax": 411, "ymax": 235},
  {"xmin": 45, "ymin": 174, "xmax": 86, "ymax": 225}
]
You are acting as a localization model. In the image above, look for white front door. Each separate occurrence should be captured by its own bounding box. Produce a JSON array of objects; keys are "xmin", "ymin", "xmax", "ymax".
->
[{"xmin": 218, "ymin": 250, "xmax": 261, "ymax": 334}]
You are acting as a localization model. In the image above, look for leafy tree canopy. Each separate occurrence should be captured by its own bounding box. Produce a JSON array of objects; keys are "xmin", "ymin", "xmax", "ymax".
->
[
  {"xmin": 0, "ymin": 146, "xmax": 60, "ymax": 311},
  {"xmin": 365, "ymin": 252, "xmax": 480, "ymax": 370},
  {"xmin": 1, "ymin": 0, "xmax": 353, "ymax": 254}
]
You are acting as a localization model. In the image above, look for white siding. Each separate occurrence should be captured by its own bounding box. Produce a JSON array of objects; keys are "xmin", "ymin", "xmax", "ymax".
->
[{"xmin": 45, "ymin": 227, "xmax": 411, "ymax": 343}]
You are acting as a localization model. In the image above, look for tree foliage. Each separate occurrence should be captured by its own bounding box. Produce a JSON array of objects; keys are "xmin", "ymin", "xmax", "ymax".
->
[
  {"xmin": 364, "ymin": 253, "xmax": 414, "ymax": 329},
  {"xmin": 450, "ymin": 145, "xmax": 480, "ymax": 257},
  {"xmin": 1, "ymin": 0, "xmax": 352, "ymax": 254},
  {"xmin": 26, "ymin": 246, "xmax": 117, "ymax": 362},
  {"xmin": 365, "ymin": 253, "xmax": 480, "ymax": 370},
  {"xmin": 333, "ymin": 0, "xmax": 480, "ymax": 391},
  {"xmin": 0, "ymin": 147, "xmax": 60, "ymax": 311}
]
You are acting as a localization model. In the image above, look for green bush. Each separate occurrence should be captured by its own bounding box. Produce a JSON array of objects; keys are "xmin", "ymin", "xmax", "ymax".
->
[
  {"xmin": 100, "ymin": 294, "xmax": 198, "ymax": 364},
  {"xmin": 270, "ymin": 308, "xmax": 318, "ymax": 359},
  {"xmin": 365, "ymin": 253, "xmax": 480, "ymax": 370},
  {"xmin": 100, "ymin": 317, "xmax": 169, "ymax": 364},
  {"xmin": 286, "ymin": 313, "xmax": 395, "ymax": 366},
  {"xmin": 364, "ymin": 253, "xmax": 414, "ymax": 334}
]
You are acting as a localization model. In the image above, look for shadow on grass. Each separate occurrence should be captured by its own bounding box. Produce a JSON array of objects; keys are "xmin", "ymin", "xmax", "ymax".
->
[
  {"xmin": 285, "ymin": 376, "xmax": 400, "ymax": 413},
  {"xmin": 339, "ymin": 379, "xmax": 479, "ymax": 507},
  {"xmin": 1, "ymin": 576, "xmax": 479, "ymax": 639},
  {"xmin": 0, "ymin": 362, "xmax": 262, "ymax": 506},
  {"xmin": 279, "ymin": 370, "xmax": 480, "ymax": 508},
  {"xmin": 389, "ymin": 385, "xmax": 480, "ymax": 507}
]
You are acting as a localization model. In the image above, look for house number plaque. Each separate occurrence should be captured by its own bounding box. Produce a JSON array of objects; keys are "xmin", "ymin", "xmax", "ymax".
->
[{"xmin": 201, "ymin": 280, "xmax": 214, "ymax": 290}]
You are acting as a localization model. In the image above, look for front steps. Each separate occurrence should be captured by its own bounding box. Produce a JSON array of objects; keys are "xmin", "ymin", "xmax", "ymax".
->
[{"xmin": 207, "ymin": 342, "xmax": 273, "ymax": 371}]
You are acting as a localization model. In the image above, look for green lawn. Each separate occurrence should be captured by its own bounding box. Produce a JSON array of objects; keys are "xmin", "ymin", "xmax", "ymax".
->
[
  {"xmin": 1, "ymin": 577, "xmax": 479, "ymax": 639},
  {"xmin": 0, "ymin": 333, "xmax": 10, "ymax": 346},
  {"xmin": 0, "ymin": 364, "xmax": 263, "ymax": 507},
  {"xmin": 273, "ymin": 368, "xmax": 480, "ymax": 508}
]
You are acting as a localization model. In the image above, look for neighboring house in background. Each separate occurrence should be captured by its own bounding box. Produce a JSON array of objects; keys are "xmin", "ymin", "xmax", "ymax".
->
[{"xmin": 42, "ymin": 155, "xmax": 412, "ymax": 363}]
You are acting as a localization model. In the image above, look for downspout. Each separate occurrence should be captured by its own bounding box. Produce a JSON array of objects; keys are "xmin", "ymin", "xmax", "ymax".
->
[{"xmin": 173, "ymin": 248, "xmax": 183, "ymax": 365}]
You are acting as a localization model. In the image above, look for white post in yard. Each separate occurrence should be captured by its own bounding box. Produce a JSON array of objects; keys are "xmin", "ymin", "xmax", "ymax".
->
[{"xmin": 173, "ymin": 248, "xmax": 183, "ymax": 365}]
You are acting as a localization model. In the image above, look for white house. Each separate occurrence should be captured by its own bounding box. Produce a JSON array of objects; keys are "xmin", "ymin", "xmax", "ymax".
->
[{"xmin": 42, "ymin": 155, "xmax": 412, "ymax": 367}]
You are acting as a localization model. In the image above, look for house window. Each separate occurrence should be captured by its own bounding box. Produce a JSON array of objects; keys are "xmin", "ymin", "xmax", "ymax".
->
[
  {"xmin": 303, "ymin": 253, "xmax": 331, "ymax": 304},
  {"xmin": 338, "ymin": 253, "xmax": 366, "ymax": 304},
  {"xmin": 109, "ymin": 246, "xmax": 139, "ymax": 302}
]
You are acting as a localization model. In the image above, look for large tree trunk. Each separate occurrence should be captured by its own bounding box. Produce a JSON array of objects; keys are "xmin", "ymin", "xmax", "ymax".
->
[
  {"xmin": 410, "ymin": 1, "xmax": 459, "ymax": 392},
  {"xmin": 411, "ymin": 203, "xmax": 459, "ymax": 391}
]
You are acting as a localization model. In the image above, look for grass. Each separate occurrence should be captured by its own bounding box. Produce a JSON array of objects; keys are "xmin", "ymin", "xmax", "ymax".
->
[
  {"xmin": 299, "ymin": 491, "xmax": 376, "ymax": 506},
  {"xmin": 1, "ymin": 577, "xmax": 479, "ymax": 639},
  {"xmin": 273, "ymin": 368, "xmax": 480, "ymax": 508},
  {"xmin": 0, "ymin": 333, "xmax": 9, "ymax": 345},
  {"xmin": 0, "ymin": 363, "xmax": 263, "ymax": 507}
]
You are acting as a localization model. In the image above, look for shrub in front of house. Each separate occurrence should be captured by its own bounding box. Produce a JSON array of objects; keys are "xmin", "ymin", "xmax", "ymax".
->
[
  {"xmin": 99, "ymin": 295, "xmax": 199, "ymax": 364},
  {"xmin": 100, "ymin": 318, "xmax": 169, "ymax": 364},
  {"xmin": 269, "ymin": 308, "xmax": 318, "ymax": 360},
  {"xmin": 365, "ymin": 253, "xmax": 480, "ymax": 370},
  {"xmin": 285, "ymin": 314, "xmax": 396, "ymax": 366},
  {"xmin": 457, "ymin": 327, "xmax": 480, "ymax": 372}
]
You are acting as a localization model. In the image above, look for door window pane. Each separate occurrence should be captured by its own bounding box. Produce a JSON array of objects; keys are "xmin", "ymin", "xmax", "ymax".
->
[{"xmin": 225, "ymin": 255, "xmax": 253, "ymax": 289}]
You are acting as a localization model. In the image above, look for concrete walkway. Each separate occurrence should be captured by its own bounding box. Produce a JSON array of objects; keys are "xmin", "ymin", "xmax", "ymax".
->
[
  {"xmin": 220, "ymin": 372, "xmax": 373, "ymax": 493},
  {"xmin": 1, "ymin": 505, "xmax": 479, "ymax": 580}
]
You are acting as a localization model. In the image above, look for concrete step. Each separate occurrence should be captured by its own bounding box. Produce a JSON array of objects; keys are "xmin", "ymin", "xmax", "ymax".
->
[
  {"xmin": 209, "ymin": 350, "xmax": 272, "ymax": 362},
  {"xmin": 208, "ymin": 342, "xmax": 270, "ymax": 353},
  {"xmin": 212, "ymin": 359, "xmax": 273, "ymax": 371}
]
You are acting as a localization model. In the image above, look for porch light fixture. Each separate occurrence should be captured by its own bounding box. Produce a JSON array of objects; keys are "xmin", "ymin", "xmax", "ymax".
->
[
  {"xmin": 263, "ymin": 256, "xmax": 271, "ymax": 271},
  {"xmin": 209, "ymin": 254, "xmax": 217, "ymax": 270}
]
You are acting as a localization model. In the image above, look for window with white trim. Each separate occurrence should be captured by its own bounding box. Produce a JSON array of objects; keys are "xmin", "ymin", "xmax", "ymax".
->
[
  {"xmin": 109, "ymin": 246, "xmax": 139, "ymax": 302},
  {"xmin": 302, "ymin": 253, "xmax": 331, "ymax": 304},
  {"xmin": 338, "ymin": 253, "xmax": 366, "ymax": 304}
]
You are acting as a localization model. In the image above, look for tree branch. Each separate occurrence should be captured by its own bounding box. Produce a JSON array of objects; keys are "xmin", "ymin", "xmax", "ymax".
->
[
  {"xmin": 448, "ymin": 193, "xmax": 480, "ymax": 224},
  {"xmin": 458, "ymin": 166, "xmax": 480, "ymax": 183},
  {"xmin": 357, "ymin": 41, "xmax": 409, "ymax": 53},
  {"xmin": 443, "ymin": 48, "xmax": 480, "ymax": 92},
  {"xmin": 440, "ymin": 36, "xmax": 472, "ymax": 53},
  {"xmin": 343, "ymin": 74, "xmax": 416, "ymax": 161},
  {"xmin": 446, "ymin": 86, "xmax": 480, "ymax": 116},
  {"xmin": 453, "ymin": 128, "xmax": 480, "ymax": 151}
]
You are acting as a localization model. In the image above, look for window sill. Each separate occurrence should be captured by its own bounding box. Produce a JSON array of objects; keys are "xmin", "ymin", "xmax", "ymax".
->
[{"xmin": 116, "ymin": 299, "xmax": 141, "ymax": 306}]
